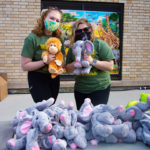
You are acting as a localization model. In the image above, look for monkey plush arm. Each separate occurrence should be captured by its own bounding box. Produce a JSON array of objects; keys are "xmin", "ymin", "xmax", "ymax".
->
[
  {"xmin": 55, "ymin": 52, "xmax": 63, "ymax": 66},
  {"xmin": 41, "ymin": 51, "xmax": 49, "ymax": 63}
]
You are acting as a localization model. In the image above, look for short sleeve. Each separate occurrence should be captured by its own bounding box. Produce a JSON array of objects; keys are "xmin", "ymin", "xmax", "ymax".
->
[
  {"xmin": 21, "ymin": 36, "xmax": 35, "ymax": 59},
  {"xmin": 97, "ymin": 40, "xmax": 115, "ymax": 61}
]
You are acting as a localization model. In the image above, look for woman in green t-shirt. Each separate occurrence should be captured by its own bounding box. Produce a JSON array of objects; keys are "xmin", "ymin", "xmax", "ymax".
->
[
  {"xmin": 21, "ymin": 7, "xmax": 65, "ymax": 103},
  {"xmin": 66, "ymin": 18, "xmax": 115, "ymax": 110}
]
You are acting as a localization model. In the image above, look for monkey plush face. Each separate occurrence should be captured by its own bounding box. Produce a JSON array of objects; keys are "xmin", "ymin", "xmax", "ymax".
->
[
  {"xmin": 49, "ymin": 42, "xmax": 58, "ymax": 54},
  {"xmin": 46, "ymin": 37, "xmax": 62, "ymax": 55}
]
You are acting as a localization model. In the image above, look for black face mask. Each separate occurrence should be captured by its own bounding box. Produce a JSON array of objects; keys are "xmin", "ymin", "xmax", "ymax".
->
[{"xmin": 75, "ymin": 32, "xmax": 91, "ymax": 42}]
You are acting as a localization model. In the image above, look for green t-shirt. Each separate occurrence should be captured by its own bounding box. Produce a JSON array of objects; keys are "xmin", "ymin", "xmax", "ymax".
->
[
  {"xmin": 66, "ymin": 39, "xmax": 115, "ymax": 93},
  {"xmin": 21, "ymin": 32, "xmax": 65, "ymax": 73}
]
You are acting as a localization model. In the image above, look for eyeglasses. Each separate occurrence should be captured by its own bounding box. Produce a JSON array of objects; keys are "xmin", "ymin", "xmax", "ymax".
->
[{"xmin": 75, "ymin": 27, "xmax": 90, "ymax": 35}]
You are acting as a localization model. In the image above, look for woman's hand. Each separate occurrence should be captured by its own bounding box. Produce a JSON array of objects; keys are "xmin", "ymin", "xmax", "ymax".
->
[
  {"xmin": 46, "ymin": 54, "xmax": 56, "ymax": 64},
  {"xmin": 83, "ymin": 52, "xmax": 114, "ymax": 71},
  {"xmin": 83, "ymin": 52, "xmax": 93, "ymax": 65}
]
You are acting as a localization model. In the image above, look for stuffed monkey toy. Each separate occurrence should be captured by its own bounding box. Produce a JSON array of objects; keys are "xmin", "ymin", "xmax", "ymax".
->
[{"xmin": 42, "ymin": 37, "xmax": 64, "ymax": 78}]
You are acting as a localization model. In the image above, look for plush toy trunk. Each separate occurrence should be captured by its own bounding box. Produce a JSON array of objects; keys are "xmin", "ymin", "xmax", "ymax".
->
[{"xmin": 0, "ymin": 74, "xmax": 8, "ymax": 101}]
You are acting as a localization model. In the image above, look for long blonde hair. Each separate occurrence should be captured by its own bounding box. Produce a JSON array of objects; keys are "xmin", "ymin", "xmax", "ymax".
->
[
  {"xmin": 32, "ymin": 7, "xmax": 62, "ymax": 39},
  {"xmin": 70, "ymin": 18, "xmax": 95, "ymax": 47}
]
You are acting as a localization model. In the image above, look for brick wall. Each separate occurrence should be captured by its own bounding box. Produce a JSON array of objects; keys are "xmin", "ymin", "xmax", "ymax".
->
[
  {"xmin": 116, "ymin": 0, "xmax": 150, "ymax": 87},
  {"xmin": 0, "ymin": 0, "xmax": 40, "ymax": 88},
  {"xmin": 0, "ymin": 0, "xmax": 150, "ymax": 89}
]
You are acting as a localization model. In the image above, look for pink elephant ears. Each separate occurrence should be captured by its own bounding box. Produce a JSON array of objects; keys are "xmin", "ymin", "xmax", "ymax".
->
[
  {"xmin": 19, "ymin": 111, "xmax": 26, "ymax": 119},
  {"xmin": 81, "ymin": 98, "xmax": 93, "ymax": 117},
  {"xmin": 20, "ymin": 120, "xmax": 32, "ymax": 134},
  {"xmin": 90, "ymin": 139, "xmax": 98, "ymax": 146},
  {"xmin": 114, "ymin": 120, "xmax": 118, "ymax": 124},
  {"xmin": 119, "ymin": 105, "xmax": 124, "ymax": 111},
  {"xmin": 84, "ymin": 41, "xmax": 94, "ymax": 54},
  {"xmin": 45, "ymin": 124, "xmax": 52, "ymax": 131},
  {"xmin": 70, "ymin": 143, "xmax": 77, "ymax": 149},
  {"xmin": 68, "ymin": 102, "xmax": 74, "ymax": 108},
  {"xmin": 30, "ymin": 145, "xmax": 40, "ymax": 150},
  {"xmin": 82, "ymin": 105, "xmax": 93, "ymax": 117},
  {"xmin": 60, "ymin": 114, "xmax": 66, "ymax": 121},
  {"xmin": 130, "ymin": 110, "xmax": 135, "ymax": 116},
  {"xmin": 48, "ymin": 136, "xmax": 53, "ymax": 143},
  {"xmin": 8, "ymin": 139, "xmax": 15, "ymax": 147}
]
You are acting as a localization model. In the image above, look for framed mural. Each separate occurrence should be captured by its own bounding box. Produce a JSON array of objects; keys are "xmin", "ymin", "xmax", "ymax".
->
[{"xmin": 41, "ymin": 0, "xmax": 124, "ymax": 80}]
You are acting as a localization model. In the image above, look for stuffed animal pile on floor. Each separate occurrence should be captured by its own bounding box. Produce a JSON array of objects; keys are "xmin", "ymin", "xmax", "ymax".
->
[{"xmin": 6, "ymin": 93, "xmax": 150, "ymax": 150}]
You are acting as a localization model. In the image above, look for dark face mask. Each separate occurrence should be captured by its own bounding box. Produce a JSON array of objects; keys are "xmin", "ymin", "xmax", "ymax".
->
[{"xmin": 75, "ymin": 32, "xmax": 91, "ymax": 42}]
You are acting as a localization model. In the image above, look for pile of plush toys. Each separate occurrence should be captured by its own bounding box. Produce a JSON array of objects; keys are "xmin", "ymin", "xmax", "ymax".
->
[{"xmin": 6, "ymin": 93, "xmax": 150, "ymax": 150}]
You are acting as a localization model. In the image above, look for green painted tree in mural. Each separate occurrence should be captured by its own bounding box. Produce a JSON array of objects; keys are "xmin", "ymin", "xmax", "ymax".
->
[
  {"xmin": 109, "ymin": 13, "xmax": 119, "ymax": 22},
  {"xmin": 62, "ymin": 13, "xmax": 78, "ymax": 22},
  {"xmin": 109, "ymin": 13, "xmax": 119, "ymax": 37}
]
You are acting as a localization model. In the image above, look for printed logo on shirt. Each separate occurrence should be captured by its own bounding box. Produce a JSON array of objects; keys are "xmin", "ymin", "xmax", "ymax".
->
[
  {"xmin": 91, "ymin": 49, "xmax": 95, "ymax": 58},
  {"xmin": 40, "ymin": 44, "xmax": 46, "ymax": 50},
  {"xmin": 78, "ymin": 70, "xmax": 98, "ymax": 77}
]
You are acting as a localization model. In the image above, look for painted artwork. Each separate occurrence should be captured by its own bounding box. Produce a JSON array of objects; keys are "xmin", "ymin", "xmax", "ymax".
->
[{"xmin": 60, "ymin": 10, "xmax": 120, "ymax": 75}]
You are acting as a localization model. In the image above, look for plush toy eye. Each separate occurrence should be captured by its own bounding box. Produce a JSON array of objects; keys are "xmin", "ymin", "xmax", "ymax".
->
[{"xmin": 54, "ymin": 43, "xmax": 57, "ymax": 47}]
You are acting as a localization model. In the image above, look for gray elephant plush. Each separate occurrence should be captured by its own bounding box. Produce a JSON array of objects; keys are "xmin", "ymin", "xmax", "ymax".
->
[{"xmin": 72, "ymin": 40, "xmax": 94, "ymax": 75}]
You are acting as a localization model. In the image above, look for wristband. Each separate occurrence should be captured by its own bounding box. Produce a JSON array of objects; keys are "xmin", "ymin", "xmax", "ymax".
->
[{"xmin": 92, "ymin": 59, "xmax": 97, "ymax": 66}]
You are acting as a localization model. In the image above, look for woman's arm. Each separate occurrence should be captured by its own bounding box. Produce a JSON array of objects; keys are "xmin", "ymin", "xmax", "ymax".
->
[
  {"xmin": 93, "ymin": 59, "xmax": 114, "ymax": 71},
  {"xmin": 84, "ymin": 53, "xmax": 114, "ymax": 71},
  {"xmin": 21, "ymin": 56, "xmax": 45, "ymax": 71}
]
